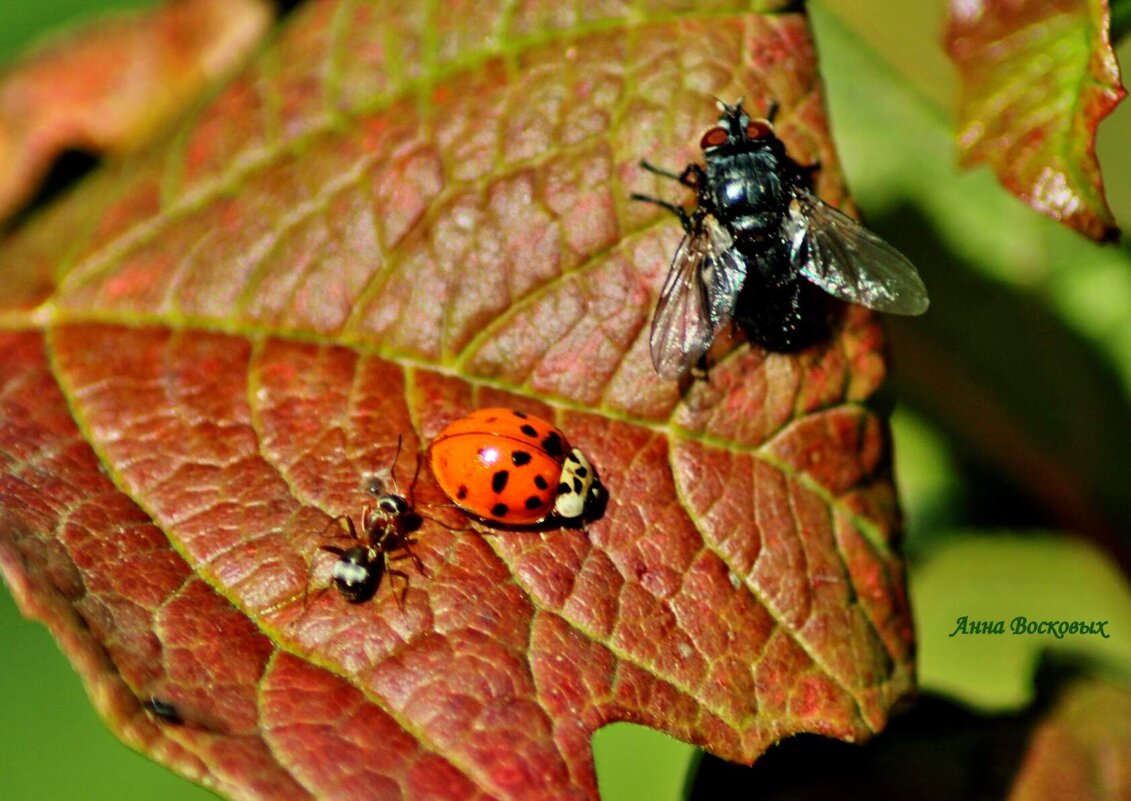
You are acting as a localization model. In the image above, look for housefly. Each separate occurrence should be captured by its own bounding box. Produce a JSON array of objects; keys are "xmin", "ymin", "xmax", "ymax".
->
[{"xmin": 632, "ymin": 99, "xmax": 928, "ymax": 379}]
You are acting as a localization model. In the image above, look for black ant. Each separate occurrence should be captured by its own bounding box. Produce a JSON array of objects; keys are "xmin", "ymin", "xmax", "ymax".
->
[
  {"xmin": 258, "ymin": 438, "xmax": 428, "ymax": 618},
  {"xmin": 322, "ymin": 437, "xmax": 426, "ymax": 606},
  {"xmin": 322, "ymin": 490, "xmax": 424, "ymax": 605}
]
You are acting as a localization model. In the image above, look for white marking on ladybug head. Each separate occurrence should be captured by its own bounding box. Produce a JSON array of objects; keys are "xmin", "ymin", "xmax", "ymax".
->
[{"xmin": 554, "ymin": 448, "xmax": 594, "ymax": 519}]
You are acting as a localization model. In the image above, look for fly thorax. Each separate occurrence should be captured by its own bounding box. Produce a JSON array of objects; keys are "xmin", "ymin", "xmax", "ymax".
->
[{"xmin": 709, "ymin": 154, "xmax": 785, "ymax": 229}]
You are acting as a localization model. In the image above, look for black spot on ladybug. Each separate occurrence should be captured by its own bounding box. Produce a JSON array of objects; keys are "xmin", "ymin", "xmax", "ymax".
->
[
  {"xmin": 557, "ymin": 482, "xmax": 570, "ymax": 495},
  {"xmin": 541, "ymin": 432, "xmax": 564, "ymax": 458},
  {"xmin": 492, "ymin": 470, "xmax": 509, "ymax": 493},
  {"xmin": 575, "ymin": 466, "xmax": 588, "ymax": 478},
  {"xmin": 485, "ymin": 415, "xmax": 498, "ymax": 423},
  {"xmin": 524, "ymin": 496, "xmax": 543, "ymax": 510},
  {"xmin": 534, "ymin": 475, "xmax": 549, "ymax": 490},
  {"xmin": 491, "ymin": 502, "xmax": 509, "ymax": 517},
  {"xmin": 457, "ymin": 485, "xmax": 469, "ymax": 500},
  {"xmin": 512, "ymin": 410, "xmax": 529, "ymax": 419},
  {"xmin": 573, "ymin": 477, "xmax": 583, "ymax": 493},
  {"xmin": 512, "ymin": 450, "xmax": 532, "ymax": 466},
  {"xmin": 520, "ymin": 424, "xmax": 539, "ymax": 438}
]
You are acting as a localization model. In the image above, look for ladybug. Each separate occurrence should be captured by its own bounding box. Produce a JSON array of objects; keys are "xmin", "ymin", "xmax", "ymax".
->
[{"xmin": 429, "ymin": 408, "xmax": 604, "ymax": 526}]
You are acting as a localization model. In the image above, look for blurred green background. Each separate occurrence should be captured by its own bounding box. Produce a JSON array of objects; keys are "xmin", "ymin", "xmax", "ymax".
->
[{"xmin": 2, "ymin": 1, "xmax": 1130, "ymax": 799}]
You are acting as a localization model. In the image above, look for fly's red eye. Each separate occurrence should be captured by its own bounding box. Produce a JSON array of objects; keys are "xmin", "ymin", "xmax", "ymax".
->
[
  {"xmin": 746, "ymin": 120, "xmax": 773, "ymax": 139},
  {"xmin": 700, "ymin": 127, "xmax": 729, "ymax": 148}
]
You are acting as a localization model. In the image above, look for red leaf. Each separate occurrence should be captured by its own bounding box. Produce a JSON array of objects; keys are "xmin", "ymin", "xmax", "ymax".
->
[
  {"xmin": 945, "ymin": 0, "xmax": 1126, "ymax": 241},
  {"xmin": 0, "ymin": 0, "xmax": 270, "ymax": 221},
  {"xmin": 0, "ymin": 4, "xmax": 914, "ymax": 798}
]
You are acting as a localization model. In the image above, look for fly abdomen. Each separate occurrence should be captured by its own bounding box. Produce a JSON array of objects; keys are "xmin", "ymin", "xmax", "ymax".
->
[{"xmin": 733, "ymin": 245, "xmax": 829, "ymax": 352}]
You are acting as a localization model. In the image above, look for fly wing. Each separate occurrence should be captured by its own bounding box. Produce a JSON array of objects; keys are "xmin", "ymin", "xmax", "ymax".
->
[
  {"xmin": 649, "ymin": 214, "xmax": 744, "ymax": 379},
  {"xmin": 786, "ymin": 190, "xmax": 929, "ymax": 315},
  {"xmin": 700, "ymin": 214, "xmax": 746, "ymax": 330}
]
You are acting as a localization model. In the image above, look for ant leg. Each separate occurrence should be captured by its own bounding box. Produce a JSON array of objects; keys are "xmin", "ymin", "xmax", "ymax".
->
[
  {"xmin": 330, "ymin": 512, "xmax": 361, "ymax": 544},
  {"xmin": 388, "ymin": 567, "xmax": 412, "ymax": 609},
  {"xmin": 388, "ymin": 541, "xmax": 426, "ymax": 576},
  {"xmin": 261, "ymin": 545, "xmax": 334, "ymax": 618}
]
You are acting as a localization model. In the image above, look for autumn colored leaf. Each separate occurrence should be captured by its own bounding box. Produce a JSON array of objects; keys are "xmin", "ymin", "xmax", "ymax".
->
[
  {"xmin": 945, "ymin": 0, "xmax": 1126, "ymax": 241},
  {"xmin": 0, "ymin": 0, "xmax": 271, "ymax": 222},
  {"xmin": 1008, "ymin": 677, "xmax": 1131, "ymax": 801},
  {"xmin": 0, "ymin": 1, "xmax": 915, "ymax": 799}
]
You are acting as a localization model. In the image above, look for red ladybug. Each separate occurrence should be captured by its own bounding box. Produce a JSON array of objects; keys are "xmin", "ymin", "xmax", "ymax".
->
[{"xmin": 429, "ymin": 408, "xmax": 604, "ymax": 526}]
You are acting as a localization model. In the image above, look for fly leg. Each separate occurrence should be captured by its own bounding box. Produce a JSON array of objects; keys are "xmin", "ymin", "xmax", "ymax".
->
[
  {"xmin": 639, "ymin": 159, "xmax": 704, "ymax": 190},
  {"xmin": 630, "ymin": 191, "xmax": 693, "ymax": 232}
]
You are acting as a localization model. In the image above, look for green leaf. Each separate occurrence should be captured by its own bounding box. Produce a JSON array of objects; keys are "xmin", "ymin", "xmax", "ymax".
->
[
  {"xmin": 813, "ymin": 5, "xmax": 1131, "ymax": 545},
  {"xmin": 912, "ymin": 533, "xmax": 1131, "ymax": 710},
  {"xmin": 944, "ymin": 0, "xmax": 1126, "ymax": 241}
]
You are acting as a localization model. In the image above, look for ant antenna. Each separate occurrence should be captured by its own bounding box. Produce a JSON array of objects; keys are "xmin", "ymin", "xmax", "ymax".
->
[
  {"xmin": 366, "ymin": 435, "xmax": 406, "ymax": 498},
  {"xmin": 389, "ymin": 435, "xmax": 404, "ymax": 495}
]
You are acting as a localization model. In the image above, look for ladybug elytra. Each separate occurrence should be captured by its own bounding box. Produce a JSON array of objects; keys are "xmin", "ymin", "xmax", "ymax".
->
[{"xmin": 428, "ymin": 408, "xmax": 603, "ymax": 526}]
